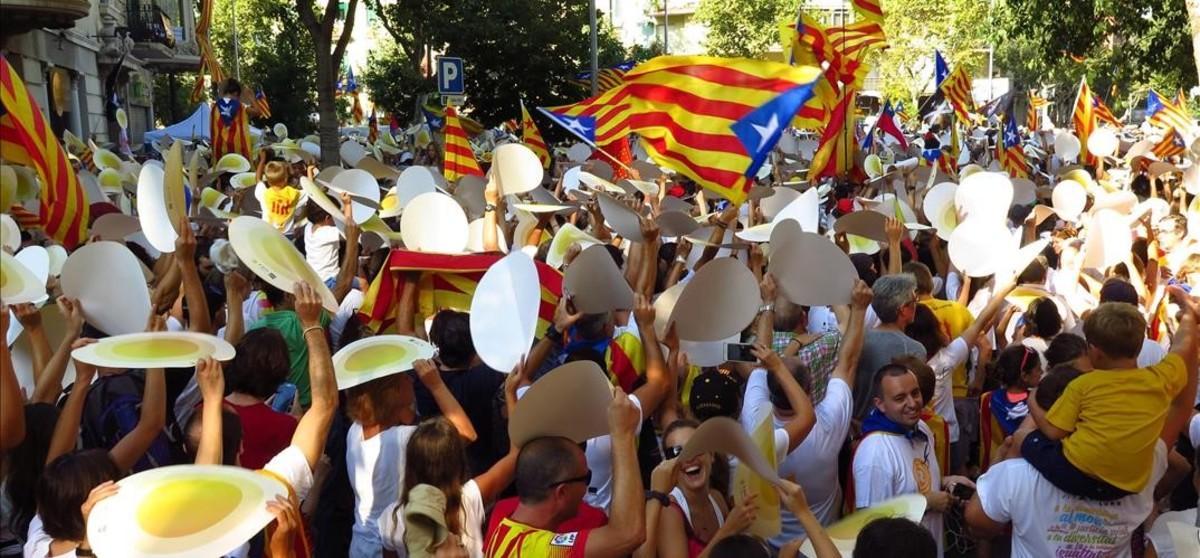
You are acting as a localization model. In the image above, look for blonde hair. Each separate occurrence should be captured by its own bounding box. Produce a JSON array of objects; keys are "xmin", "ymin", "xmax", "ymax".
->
[{"xmin": 264, "ymin": 161, "xmax": 288, "ymax": 186}]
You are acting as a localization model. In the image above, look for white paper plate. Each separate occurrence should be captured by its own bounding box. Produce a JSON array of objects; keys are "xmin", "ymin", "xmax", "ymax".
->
[
  {"xmin": 333, "ymin": 335, "xmax": 434, "ymax": 390},
  {"xmin": 1, "ymin": 251, "xmax": 45, "ymax": 305},
  {"xmin": 88, "ymin": 465, "xmax": 287, "ymax": 558},
  {"xmin": 399, "ymin": 192, "xmax": 468, "ymax": 254},
  {"xmin": 470, "ymin": 251, "xmax": 541, "ymax": 373},
  {"xmin": 227, "ymin": 216, "xmax": 339, "ymax": 312},
  {"xmin": 60, "ymin": 242, "xmax": 151, "ymax": 335},
  {"xmin": 72, "ymin": 332, "xmax": 235, "ymax": 369},
  {"xmin": 492, "ymin": 144, "xmax": 544, "ymax": 195},
  {"xmin": 136, "ymin": 164, "xmax": 179, "ymax": 253}
]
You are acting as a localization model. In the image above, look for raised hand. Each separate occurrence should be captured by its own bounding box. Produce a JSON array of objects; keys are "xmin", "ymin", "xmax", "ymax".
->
[{"xmin": 293, "ymin": 281, "xmax": 323, "ymax": 328}]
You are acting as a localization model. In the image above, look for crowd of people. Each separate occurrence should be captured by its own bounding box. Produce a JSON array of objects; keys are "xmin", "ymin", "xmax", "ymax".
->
[{"xmin": 1, "ymin": 75, "xmax": 1199, "ymax": 558}]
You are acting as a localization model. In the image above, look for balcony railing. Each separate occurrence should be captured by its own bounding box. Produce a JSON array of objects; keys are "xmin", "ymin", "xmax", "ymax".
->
[{"xmin": 126, "ymin": 3, "xmax": 175, "ymax": 48}]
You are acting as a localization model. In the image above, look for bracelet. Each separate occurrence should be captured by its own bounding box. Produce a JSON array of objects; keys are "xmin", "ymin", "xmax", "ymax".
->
[
  {"xmin": 674, "ymin": 256, "xmax": 687, "ymax": 265},
  {"xmin": 544, "ymin": 325, "xmax": 564, "ymax": 344},
  {"xmin": 76, "ymin": 547, "xmax": 95, "ymax": 557},
  {"xmin": 302, "ymin": 325, "xmax": 323, "ymax": 337},
  {"xmin": 646, "ymin": 490, "xmax": 670, "ymax": 507},
  {"xmin": 758, "ymin": 303, "xmax": 774, "ymax": 313}
]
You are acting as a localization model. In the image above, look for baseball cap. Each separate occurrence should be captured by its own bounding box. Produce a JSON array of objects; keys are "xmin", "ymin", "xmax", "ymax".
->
[
  {"xmin": 688, "ymin": 369, "xmax": 741, "ymax": 421},
  {"xmin": 1098, "ymin": 278, "xmax": 1138, "ymax": 305}
]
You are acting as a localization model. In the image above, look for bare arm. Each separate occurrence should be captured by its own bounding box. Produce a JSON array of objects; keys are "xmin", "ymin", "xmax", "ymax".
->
[
  {"xmin": 12, "ymin": 304, "xmax": 51, "ymax": 387},
  {"xmin": 32, "ymin": 298, "xmax": 85, "ymax": 404},
  {"xmin": 664, "ymin": 239, "xmax": 690, "ymax": 288},
  {"xmin": 193, "ymin": 357, "xmax": 225, "ymax": 465},
  {"xmin": 754, "ymin": 344, "xmax": 814, "ymax": 453},
  {"xmin": 483, "ymin": 182, "xmax": 500, "ymax": 252},
  {"xmin": 777, "ymin": 481, "xmax": 840, "ymax": 558},
  {"xmin": 583, "ymin": 391, "xmax": 646, "ymax": 558},
  {"xmin": 636, "ymin": 219, "xmax": 660, "ymax": 297},
  {"xmin": 960, "ymin": 281, "xmax": 1016, "ymax": 347},
  {"xmin": 885, "ymin": 217, "xmax": 903, "ymax": 275},
  {"xmin": 955, "ymin": 274, "xmax": 972, "ymax": 307},
  {"xmin": 332, "ymin": 193, "xmax": 361, "ymax": 303},
  {"xmin": 290, "ymin": 282, "xmax": 338, "ymax": 471},
  {"xmin": 0, "ymin": 309, "xmax": 25, "ymax": 452},
  {"xmin": 393, "ymin": 272, "xmax": 420, "ymax": 338},
  {"xmin": 223, "ymin": 271, "xmax": 250, "ymax": 345},
  {"xmin": 833, "ymin": 281, "xmax": 873, "ymax": 387},
  {"xmin": 175, "ymin": 218, "xmax": 211, "ymax": 334},
  {"xmin": 631, "ymin": 294, "xmax": 670, "ymax": 417},
  {"xmin": 45, "ymin": 344, "xmax": 97, "ymax": 465},
  {"xmin": 413, "ymin": 359, "xmax": 477, "ymax": 442},
  {"xmin": 109, "ymin": 314, "xmax": 169, "ymax": 471},
  {"xmin": 1161, "ymin": 290, "xmax": 1199, "ymax": 444}
]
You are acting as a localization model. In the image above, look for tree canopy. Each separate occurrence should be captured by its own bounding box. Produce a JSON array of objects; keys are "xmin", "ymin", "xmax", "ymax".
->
[
  {"xmin": 364, "ymin": 0, "xmax": 626, "ymax": 125},
  {"xmin": 695, "ymin": 0, "xmax": 793, "ymax": 59}
]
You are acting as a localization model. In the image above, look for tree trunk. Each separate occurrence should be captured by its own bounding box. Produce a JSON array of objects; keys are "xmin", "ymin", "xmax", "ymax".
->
[
  {"xmin": 1188, "ymin": 1, "xmax": 1200, "ymax": 90},
  {"xmin": 314, "ymin": 44, "xmax": 339, "ymax": 168}
]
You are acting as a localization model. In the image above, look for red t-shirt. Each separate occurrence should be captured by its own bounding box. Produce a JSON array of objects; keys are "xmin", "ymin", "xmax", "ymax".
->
[
  {"xmin": 229, "ymin": 401, "xmax": 298, "ymax": 470},
  {"xmin": 486, "ymin": 496, "xmax": 608, "ymax": 538}
]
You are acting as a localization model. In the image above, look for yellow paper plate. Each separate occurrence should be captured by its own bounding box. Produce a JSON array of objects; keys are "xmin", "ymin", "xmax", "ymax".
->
[
  {"xmin": 333, "ymin": 335, "xmax": 434, "ymax": 390},
  {"xmin": 228, "ymin": 216, "xmax": 339, "ymax": 312},
  {"xmin": 1, "ymin": 251, "xmax": 45, "ymax": 304},
  {"xmin": 88, "ymin": 464, "xmax": 287, "ymax": 558},
  {"xmin": 72, "ymin": 332, "xmax": 235, "ymax": 369},
  {"xmin": 800, "ymin": 494, "xmax": 926, "ymax": 557}
]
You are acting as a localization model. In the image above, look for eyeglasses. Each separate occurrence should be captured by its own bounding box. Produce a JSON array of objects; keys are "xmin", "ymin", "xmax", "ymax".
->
[
  {"xmin": 664, "ymin": 445, "xmax": 684, "ymax": 459},
  {"xmin": 547, "ymin": 469, "xmax": 592, "ymax": 488}
]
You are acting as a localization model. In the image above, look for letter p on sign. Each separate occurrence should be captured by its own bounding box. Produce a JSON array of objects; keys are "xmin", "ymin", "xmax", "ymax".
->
[{"xmin": 437, "ymin": 57, "xmax": 464, "ymax": 95}]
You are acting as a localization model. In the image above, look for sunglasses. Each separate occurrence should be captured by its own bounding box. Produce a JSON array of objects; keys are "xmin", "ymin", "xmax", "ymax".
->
[
  {"xmin": 664, "ymin": 445, "xmax": 684, "ymax": 459},
  {"xmin": 547, "ymin": 469, "xmax": 592, "ymax": 488}
]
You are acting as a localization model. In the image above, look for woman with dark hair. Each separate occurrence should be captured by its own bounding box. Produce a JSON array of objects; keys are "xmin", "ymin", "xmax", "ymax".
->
[
  {"xmin": 979, "ymin": 344, "xmax": 1043, "ymax": 471},
  {"xmin": 414, "ymin": 310, "xmax": 507, "ymax": 476},
  {"xmin": 636, "ymin": 419, "xmax": 756, "ymax": 558},
  {"xmin": 222, "ymin": 328, "xmax": 298, "ymax": 470},
  {"xmin": 1017, "ymin": 297, "xmax": 1062, "ymax": 354},
  {"xmin": 2, "ymin": 404, "xmax": 58, "ymax": 554}
]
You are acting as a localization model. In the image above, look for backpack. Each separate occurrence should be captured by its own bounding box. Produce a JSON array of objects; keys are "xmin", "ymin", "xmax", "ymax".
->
[{"xmin": 80, "ymin": 370, "xmax": 185, "ymax": 472}]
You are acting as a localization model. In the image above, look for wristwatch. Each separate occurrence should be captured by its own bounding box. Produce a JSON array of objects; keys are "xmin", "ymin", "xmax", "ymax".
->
[
  {"xmin": 758, "ymin": 303, "xmax": 774, "ymax": 313},
  {"xmin": 484, "ymin": 203, "xmax": 497, "ymax": 213},
  {"xmin": 646, "ymin": 490, "xmax": 670, "ymax": 507}
]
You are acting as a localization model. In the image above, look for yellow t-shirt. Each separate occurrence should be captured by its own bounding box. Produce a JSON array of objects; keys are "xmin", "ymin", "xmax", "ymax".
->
[
  {"xmin": 921, "ymin": 298, "xmax": 975, "ymax": 397},
  {"xmin": 1045, "ymin": 353, "xmax": 1188, "ymax": 492},
  {"xmin": 484, "ymin": 517, "xmax": 589, "ymax": 558},
  {"xmin": 263, "ymin": 184, "xmax": 301, "ymax": 230}
]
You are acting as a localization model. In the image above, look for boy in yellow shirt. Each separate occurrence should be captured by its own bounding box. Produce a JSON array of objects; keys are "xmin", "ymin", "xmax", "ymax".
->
[
  {"xmin": 258, "ymin": 155, "xmax": 301, "ymax": 232},
  {"xmin": 1023, "ymin": 300, "xmax": 1197, "ymax": 500}
]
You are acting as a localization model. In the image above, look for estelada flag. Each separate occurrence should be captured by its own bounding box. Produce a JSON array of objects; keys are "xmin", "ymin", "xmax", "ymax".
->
[
  {"xmin": 443, "ymin": 106, "xmax": 483, "ymax": 183},
  {"xmin": 210, "ymin": 96, "xmax": 252, "ymax": 160},
  {"xmin": 519, "ymin": 100, "xmax": 551, "ymax": 168},
  {"xmin": 0, "ymin": 58, "xmax": 88, "ymax": 247},
  {"xmin": 358, "ymin": 250, "xmax": 563, "ymax": 335}
]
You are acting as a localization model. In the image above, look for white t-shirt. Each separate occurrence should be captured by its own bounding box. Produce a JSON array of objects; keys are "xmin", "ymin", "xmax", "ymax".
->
[
  {"xmin": 22, "ymin": 516, "xmax": 73, "ymax": 558},
  {"xmin": 1138, "ymin": 338, "xmax": 1167, "ymax": 368},
  {"xmin": 1146, "ymin": 508, "xmax": 1198, "ymax": 558},
  {"xmin": 347, "ymin": 423, "xmax": 418, "ymax": 558},
  {"xmin": 377, "ymin": 480, "xmax": 487, "ymax": 558},
  {"xmin": 927, "ymin": 338, "xmax": 968, "ymax": 443},
  {"xmin": 304, "ymin": 222, "xmax": 341, "ymax": 281},
  {"xmin": 852, "ymin": 420, "xmax": 943, "ymax": 558},
  {"xmin": 330, "ymin": 288, "xmax": 365, "ymax": 350},
  {"xmin": 976, "ymin": 441, "xmax": 1168, "ymax": 558},
  {"xmin": 583, "ymin": 395, "xmax": 643, "ymax": 511},
  {"xmin": 758, "ymin": 376, "xmax": 853, "ymax": 548}
]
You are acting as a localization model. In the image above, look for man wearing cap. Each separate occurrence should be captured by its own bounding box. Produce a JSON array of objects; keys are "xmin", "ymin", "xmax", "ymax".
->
[
  {"xmin": 852, "ymin": 274, "xmax": 927, "ymax": 420},
  {"xmin": 484, "ymin": 390, "xmax": 646, "ymax": 558}
]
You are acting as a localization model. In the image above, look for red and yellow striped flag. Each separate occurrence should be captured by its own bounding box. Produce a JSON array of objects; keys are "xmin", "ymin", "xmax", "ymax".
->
[
  {"xmin": 210, "ymin": 96, "xmax": 252, "ymax": 161},
  {"xmin": 0, "ymin": 58, "xmax": 88, "ymax": 248},
  {"xmin": 357, "ymin": 250, "xmax": 563, "ymax": 334},
  {"xmin": 191, "ymin": 0, "xmax": 224, "ymax": 102},
  {"xmin": 1151, "ymin": 128, "xmax": 1186, "ymax": 159},
  {"xmin": 519, "ymin": 100, "xmax": 551, "ymax": 168},
  {"xmin": 1026, "ymin": 90, "xmax": 1047, "ymax": 131},
  {"xmin": 1091, "ymin": 93, "xmax": 1120, "ymax": 127},
  {"xmin": 1072, "ymin": 79, "xmax": 1096, "ymax": 166},
  {"xmin": 851, "ymin": 0, "xmax": 885, "ymax": 23},
  {"xmin": 809, "ymin": 87, "xmax": 859, "ymax": 181},
  {"xmin": 619, "ymin": 56, "xmax": 824, "ymax": 203},
  {"xmin": 940, "ymin": 66, "xmax": 975, "ymax": 122},
  {"xmin": 443, "ymin": 106, "xmax": 483, "ymax": 183}
]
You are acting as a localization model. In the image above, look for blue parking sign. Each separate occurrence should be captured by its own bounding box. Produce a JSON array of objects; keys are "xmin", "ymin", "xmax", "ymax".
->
[{"xmin": 437, "ymin": 57, "xmax": 464, "ymax": 95}]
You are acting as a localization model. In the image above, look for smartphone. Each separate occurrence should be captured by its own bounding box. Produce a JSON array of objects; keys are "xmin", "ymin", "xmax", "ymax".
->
[
  {"xmin": 724, "ymin": 343, "xmax": 757, "ymax": 363},
  {"xmin": 951, "ymin": 483, "xmax": 975, "ymax": 501},
  {"xmin": 270, "ymin": 382, "xmax": 298, "ymax": 413}
]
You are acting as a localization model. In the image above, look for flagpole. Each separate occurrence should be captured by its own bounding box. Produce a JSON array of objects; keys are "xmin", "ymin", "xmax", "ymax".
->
[
  {"xmin": 232, "ymin": 0, "xmax": 241, "ymax": 81},
  {"xmin": 589, "ymin": 0, "xmax": 599, "ymax": 96}
]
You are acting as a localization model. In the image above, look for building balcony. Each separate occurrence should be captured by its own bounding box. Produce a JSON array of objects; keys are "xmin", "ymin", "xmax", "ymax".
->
[
  {"xmin": 0, "ymin": 0, "xmax": 90, "ymax": 39},
  {"xmin": 127, "ymin": 3, "xmax": 175, "ymax": 49}
]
